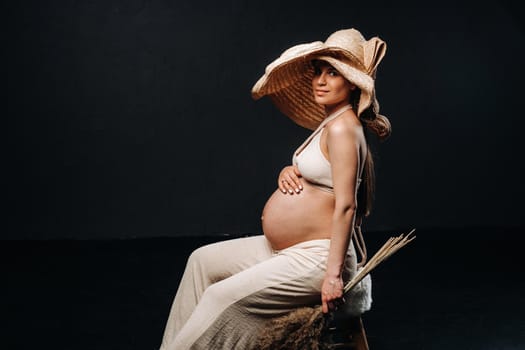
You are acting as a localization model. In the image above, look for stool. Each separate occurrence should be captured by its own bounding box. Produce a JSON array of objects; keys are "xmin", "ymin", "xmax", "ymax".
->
[{"xmin": 322, "ymin": 316, "xmax": 369, "ymax": 350}]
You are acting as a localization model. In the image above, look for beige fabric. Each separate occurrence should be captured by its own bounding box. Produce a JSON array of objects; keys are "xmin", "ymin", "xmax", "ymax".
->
[{"xmin": 159, "ymin": 235, "xmax": 358, "ymax": 350}]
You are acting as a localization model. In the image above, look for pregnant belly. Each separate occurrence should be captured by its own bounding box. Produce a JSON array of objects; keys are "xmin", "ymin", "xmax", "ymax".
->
[{"xmin": 261, "ymin": 180, "xmax": 335, "ymax": 250}]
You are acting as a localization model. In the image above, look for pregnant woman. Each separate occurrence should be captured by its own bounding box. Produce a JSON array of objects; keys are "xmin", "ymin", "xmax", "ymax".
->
[{"xmin": 159, "ymin": 28, "xmax": 390, "ymax": 350}]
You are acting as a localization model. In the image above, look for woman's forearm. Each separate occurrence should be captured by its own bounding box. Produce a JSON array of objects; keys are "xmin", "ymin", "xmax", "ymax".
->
[{"xmin": 325, "ymin": 206, "xmax": 356, "ymax": 278}]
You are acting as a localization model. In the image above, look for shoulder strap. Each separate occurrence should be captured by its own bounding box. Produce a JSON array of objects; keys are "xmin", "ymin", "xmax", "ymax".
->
[
  {"xmin": 353, "ymin": 216, "xmax": 368, "ymax": 268},
  {"xmin": 294, "ymin": 104, "xmax": 352, "ymax": 156}
]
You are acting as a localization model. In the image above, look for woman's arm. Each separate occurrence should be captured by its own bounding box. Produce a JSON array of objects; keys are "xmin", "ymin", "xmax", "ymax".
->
[{"xmin": 321, "ymin": 116, "xmax": 363, "ymax": 313}]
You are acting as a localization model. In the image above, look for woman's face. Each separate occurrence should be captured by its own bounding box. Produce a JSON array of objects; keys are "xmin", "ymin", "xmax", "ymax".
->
[{"xmin": 311, "ymin": 61, "xmax": 355, "ymax": 110}]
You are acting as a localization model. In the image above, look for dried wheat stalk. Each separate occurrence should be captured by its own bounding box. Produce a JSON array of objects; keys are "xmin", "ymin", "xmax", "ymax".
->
[{"xmin": 343, "ymin": 228, "xmax": 416, "ymax": 293}]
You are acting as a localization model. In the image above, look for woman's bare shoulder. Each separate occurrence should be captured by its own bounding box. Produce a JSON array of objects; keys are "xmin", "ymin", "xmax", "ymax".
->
[{"xmin": 325, "ymin": 112, "xmax": 363, "ymax": 139}]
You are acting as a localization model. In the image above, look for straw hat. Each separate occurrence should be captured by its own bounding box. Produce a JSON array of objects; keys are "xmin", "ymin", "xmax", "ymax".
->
[{"xmin": 251, "ymin": 28, "xmax": 387, "ymax": 130}]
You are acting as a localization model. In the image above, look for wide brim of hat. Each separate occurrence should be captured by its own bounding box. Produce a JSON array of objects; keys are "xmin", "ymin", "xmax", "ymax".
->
[{"xmin": 251, "ymin": 42, "xmax": 375, "ymax": 130}]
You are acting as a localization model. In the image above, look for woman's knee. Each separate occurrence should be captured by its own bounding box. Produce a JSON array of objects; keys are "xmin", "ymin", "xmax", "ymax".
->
[
  {"xmin": 186, "ymin": 244, "xmax": 213, "ymax": 273},
  {"xmin": 186, "ymin": 243, "xmax": 230, "ymax": 283},
  {"xmin": 187, "ymin": 244, "xmax": 214, "ymax": 266},
  {"xmin": 200, "ymin": 279, "xmax": 236, "ymax": 306}
]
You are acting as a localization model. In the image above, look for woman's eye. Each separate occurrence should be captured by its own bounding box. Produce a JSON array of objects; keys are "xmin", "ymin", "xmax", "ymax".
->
[
  {"xmin": 313, "ymin": 67, "xmax": 321, "ymax": 75},
  {"xmin": 328, "ymin": 70, "xmax": 338, "ymax": 76}
]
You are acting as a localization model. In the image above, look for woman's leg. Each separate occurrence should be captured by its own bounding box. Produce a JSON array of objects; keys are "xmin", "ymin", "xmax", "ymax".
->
[
  {"xmin": 159, "ymin": 235, "xmax": 274, "ymax": 349},
  {"xmin": 167, "ymin": 239, "xmax": 334, "ymax": 350}
]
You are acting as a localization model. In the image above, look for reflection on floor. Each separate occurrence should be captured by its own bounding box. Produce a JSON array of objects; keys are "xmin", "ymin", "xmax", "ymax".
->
[{"xmin": 3, "ymin": 227, "xmax": 524, "ymax": 349}]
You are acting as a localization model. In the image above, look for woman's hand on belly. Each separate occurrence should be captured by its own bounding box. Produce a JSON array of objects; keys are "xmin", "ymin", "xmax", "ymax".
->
[{"xmin": 278, "ymin": 165, "xmax": 303, "ymax": 194}]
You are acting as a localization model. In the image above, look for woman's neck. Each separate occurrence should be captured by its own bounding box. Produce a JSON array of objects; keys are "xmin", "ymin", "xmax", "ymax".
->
[{"xmin": 324, "ymin": 102, "xmax": 352, "ymax": 118}]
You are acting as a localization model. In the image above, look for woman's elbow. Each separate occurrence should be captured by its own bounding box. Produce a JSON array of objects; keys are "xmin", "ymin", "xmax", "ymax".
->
[{"xmin": 333, "ymin": 203, "xmax": 357, "ymax": 219}]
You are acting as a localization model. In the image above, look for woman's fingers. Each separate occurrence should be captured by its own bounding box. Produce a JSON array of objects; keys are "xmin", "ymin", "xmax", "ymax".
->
[
  {"xmin": 321, "ymin": 276, "xmax": 344, "ymax": 313},
  {"xmin": 292, "ymin": 165, "xmax": 303, "ymax": 190},
  {"xmin": 292, "ymin": 166, "xmax": 303, "ymax": 191},
  {"xmin": 322, "ymin": 295, "xmax": 344, "ymax": 313},
  {"xmin": 278, "ymin": 178, "xmax": 287, "ymax": 193},
  {"xmin": 322, "ymin": 295, "xmax": 329, "ymax": 313},
  {"xmin": 322, "ymin": 294, "xmax": 345, "ymax": 313},
  {"xmin": 278, "ymin": 166, "xmax": 303, "ymax": 194},
  {"xmin": 278, "ymin": 167, "xmax": 289, "ymax": 193},
  {"xmin": 288, "ymin": 175, "xmax": 302, "ymax": 193},
  {"xmin": 279, "ymin": 178, "xmax": 293, "ymax": 194},
  {"xmin": 282, "ymin": 174, "xmax": 298, "ymax": 194},
  {"xmin": 283, "ymin": 174, "xmax": 302, "ymax": 194},
  {"xmin": 279, "ymin": 174, "xmax": 294, "ymax": 194}
]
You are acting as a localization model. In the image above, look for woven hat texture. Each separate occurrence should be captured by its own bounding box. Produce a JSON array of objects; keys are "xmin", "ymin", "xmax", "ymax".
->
[{"xmin": 252, "ymin": 28, "xmax": 387, "ymax": 130}]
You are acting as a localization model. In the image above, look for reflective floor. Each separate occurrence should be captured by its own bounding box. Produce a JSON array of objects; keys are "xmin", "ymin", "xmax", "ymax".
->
[{"xmin": 3, "ymin": 227, "xmax": 524, "ymax": 349}]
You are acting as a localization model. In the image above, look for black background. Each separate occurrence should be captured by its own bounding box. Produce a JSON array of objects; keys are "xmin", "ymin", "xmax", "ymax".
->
[
  {"xmin": 6, "ymin": 0, "xmax": 524, "ymax": 239},
  {"xmin": 4, "ymin": 2, "xmax": 525, "ymax": 348}
]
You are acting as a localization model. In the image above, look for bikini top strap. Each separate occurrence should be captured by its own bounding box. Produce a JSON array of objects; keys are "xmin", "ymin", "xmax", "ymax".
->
[
  {"xmin": 354, "ymin": 216, "xmax": 368, "ymax": 268},
  {"xmin": 294, "ymin": 104, "xmax": 352, "ymax": 156}
]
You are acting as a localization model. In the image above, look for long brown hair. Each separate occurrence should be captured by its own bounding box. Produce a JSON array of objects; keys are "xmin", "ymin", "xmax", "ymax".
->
[{"xmin": 349, "ymin": 89, "xmax": 391, "ymax": 224}]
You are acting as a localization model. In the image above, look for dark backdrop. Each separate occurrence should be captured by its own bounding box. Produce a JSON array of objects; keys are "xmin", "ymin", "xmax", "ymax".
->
[{"xmin": 6, "ymin": 0, "xmax": 524, "ymax": 239}]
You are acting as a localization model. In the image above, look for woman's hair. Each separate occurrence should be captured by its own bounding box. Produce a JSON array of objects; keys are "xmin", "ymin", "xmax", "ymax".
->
[{"xmin": 349, "ymin": 88, "xmax": 391, "ymax": 223}]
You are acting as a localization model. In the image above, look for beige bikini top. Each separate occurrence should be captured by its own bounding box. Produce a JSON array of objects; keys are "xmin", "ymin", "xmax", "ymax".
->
[{"xmin": 292, "ymin": 104, "xmax": 362, "ymax": 193}]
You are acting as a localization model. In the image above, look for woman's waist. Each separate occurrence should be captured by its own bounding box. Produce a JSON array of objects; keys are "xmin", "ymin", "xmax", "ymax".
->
[
  {"xmin": 301, "ymin": 177, "xmax": 334, "ymax": 194},
  {"xmin": 263, "ymin": 180, "xmax": 335, "ymax": 213},
  {"xmin": 299, "ymin": 172, "xmax": 334, "ymax": 194},
  {"xmin": 265, "ymin": 227, "xmax": 356, "ymax": 245},
  {"xmin": 268, "ymin": 232, "xmax": 332, "ymax": 249},
  {"xmin": 269, "ymin": 235, "xmax": 358, "ymax": 271},
  {"xmin": 276, "ymin": 237, "xmax": 331, "ymax": 252}
]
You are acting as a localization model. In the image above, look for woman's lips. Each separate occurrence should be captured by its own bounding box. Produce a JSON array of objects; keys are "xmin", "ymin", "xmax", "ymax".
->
[{"xmin": 315, "ymin": 89, "xmax": 329, "ymax": 96}]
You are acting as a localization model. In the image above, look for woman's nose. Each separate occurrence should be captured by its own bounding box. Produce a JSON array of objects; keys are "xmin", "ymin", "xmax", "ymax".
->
[{"xmin": 316, "ymin": 72, "xmax": 326, "ymax": 85}]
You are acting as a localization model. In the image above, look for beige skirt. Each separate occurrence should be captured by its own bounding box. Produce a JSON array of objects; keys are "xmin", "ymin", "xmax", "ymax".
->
[{"xmin": 159, "ymin": 235, "xmax": 359, "ymax": 350}]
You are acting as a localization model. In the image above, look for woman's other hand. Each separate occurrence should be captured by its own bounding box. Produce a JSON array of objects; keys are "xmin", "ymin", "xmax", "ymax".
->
[
  {"xmin": 278, "ymin": 165, "xmax": 303, "ymax": 194},
  {"xmin": 321, "ymin": 275, "xmax": 344, "ymax": 313}
]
